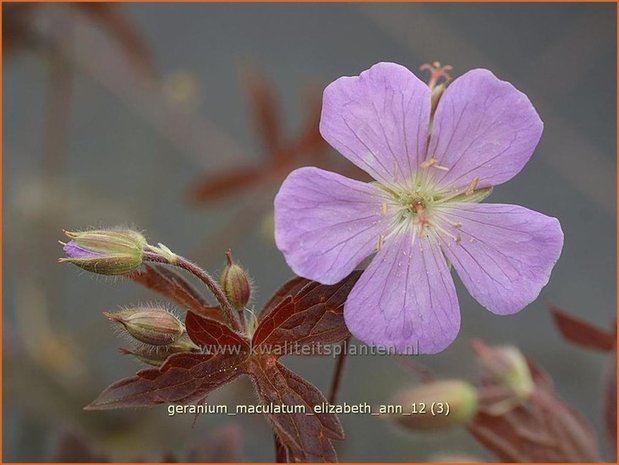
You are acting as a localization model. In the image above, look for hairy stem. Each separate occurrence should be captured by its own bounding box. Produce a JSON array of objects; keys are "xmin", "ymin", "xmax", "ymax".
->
[{"xmin": 142, "ymin": 251, "xmax": 241, "ymax": 331}]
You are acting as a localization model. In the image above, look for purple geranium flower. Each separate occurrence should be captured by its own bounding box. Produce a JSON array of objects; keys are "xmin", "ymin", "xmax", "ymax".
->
[{"xmin": 274, "ymin": 62, "xmax": 564, "ymax": 354}]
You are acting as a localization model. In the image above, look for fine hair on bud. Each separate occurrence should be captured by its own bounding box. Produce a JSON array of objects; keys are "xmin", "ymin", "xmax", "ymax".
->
[
  {"xmin": 59, "ymin": 226, "xmax": 147, "ymax": 276},
  {"xmin": 118, "ymin": 331, "xmax": 199, "ymax": 367},
  {"xmin": 219, "ymin": 249, "xmax": 253, "ymax": 309},
  {"xmin": 104, "ymin": 305, "xmax": 184, "ymax": 346}
]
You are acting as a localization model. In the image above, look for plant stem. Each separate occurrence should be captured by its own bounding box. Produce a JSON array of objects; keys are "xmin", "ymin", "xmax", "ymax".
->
[
  {"xmin": 143, "ymin": 251, "xmax": 242, "ymax": 331},
  {"xmin": 273, "ymin": 433, "xmax": 287, "ymax": 463},
  {"xmin": 328, "ymin": 337, "xmax": 350, "ymax": 405}
]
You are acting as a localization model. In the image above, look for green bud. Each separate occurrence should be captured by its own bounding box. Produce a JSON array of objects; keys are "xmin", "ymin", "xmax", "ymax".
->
[
  {"xmin": 473, "ymin": 340, "xmax": 534, "ymax": 401},
  {"xmin": 389, "ymin": 380, "xmax": 478, "ymax": 431},
  {"xmin": 119, "ymin": 333, "xmax": 199, "ymax": 366},
  {"xmin": 105, "ymin": 307, "xmax": 184, "ymax": 346},
  {"xmin": 220, "ymin": 250, "xmax": 251, "ymax": 309},
  {"xmin": 60, "ymin": 228, "xmax": 146, "ymax": 275}
]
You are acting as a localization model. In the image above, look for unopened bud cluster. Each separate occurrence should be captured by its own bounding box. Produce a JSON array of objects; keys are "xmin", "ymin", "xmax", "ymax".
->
[{"xmin": 59, "ymin": 227, "xmax": 256, "ymax": 365}]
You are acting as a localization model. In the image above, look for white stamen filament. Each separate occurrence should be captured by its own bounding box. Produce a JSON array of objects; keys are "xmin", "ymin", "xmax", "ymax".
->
[{"xmin": 420, "ymin": 157, "xmax": 450, "ymax": 171}]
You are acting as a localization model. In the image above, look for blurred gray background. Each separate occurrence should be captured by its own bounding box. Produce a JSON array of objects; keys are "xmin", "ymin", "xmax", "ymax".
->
[{"xmin": 3, "ymin": 3, "xmax": 616, "ymax": 462}]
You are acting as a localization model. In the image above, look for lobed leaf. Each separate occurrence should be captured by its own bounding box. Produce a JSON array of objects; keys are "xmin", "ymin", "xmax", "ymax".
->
[
  {"xmin": 252, "ymin": 271, "xmax": 361, "ymax": 355},
  {"xmin": 249, "ymin": 356, "xmax": 343, "ymax": 462},
  {"xmin": 185, "ymin": 311, "xmax": 250, "ymax": 350},
  {"xmin": 86, "ymin": 352, "xmax": 247, "ymax": 409},
  {"xmin": 99, "ymin": 268, "xmax": 361, "ymax": 462}
]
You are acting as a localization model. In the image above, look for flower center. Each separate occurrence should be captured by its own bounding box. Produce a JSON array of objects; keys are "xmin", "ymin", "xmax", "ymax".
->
[
  {"xmin": 375, "ymin": 172, "xmax": 492, "ymax": 251},
  {"xmin": 409, "ymin": 198, "xmax": 431, "ymax": 228},
  {"xmin": 409, "ymin": 198, "xmax": 426, "ymax": 214},
  {"xmin": 383, "ymin": 188, "xmax": 451, "ymax": 248},
  {"xmin": 393, "ymin": 190, "xmax": 437, "ymax": 230}
]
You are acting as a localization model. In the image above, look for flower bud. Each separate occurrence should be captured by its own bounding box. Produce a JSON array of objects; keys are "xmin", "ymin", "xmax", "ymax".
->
[
  {"xmin": 119, "ymin": 333, "xmax": 198, "ymax": 366},
  {"xmin": 472, "ymin": 340, "xmax": 534, "ymax": 401},
  {"xmin": 389, "ymin": 380, "xmax": 478, "ymax": 431},
  {"xmin": 105, "ymin": 307, "xmax": 183, "ymax": 346},
  {"xmin": 59, "ymin": 228, "xmax": 146, "ymax": 275},
  {"xmin": 220, "ymin": 250, "xmax": 251, "ymax": 309}
]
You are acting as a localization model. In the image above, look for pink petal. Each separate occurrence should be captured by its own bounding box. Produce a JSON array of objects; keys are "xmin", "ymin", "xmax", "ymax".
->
[
  {"xmin": 344, "ymin": 229, "xmax": 460, "ymax": 354},
  {"xmin": 436, "ymin": 203, "xmax": 563, "ymax": 315},
  {"xmin": 274, "ymin": 167, "xmax": 391, "ymax": 285},
  {"xmin": 427, "ymin": 69, "xmax": 543, "ymax": 192},
  {"xmin": 320, "ymin": 62, "xmax": 431, "ymax": 187}
]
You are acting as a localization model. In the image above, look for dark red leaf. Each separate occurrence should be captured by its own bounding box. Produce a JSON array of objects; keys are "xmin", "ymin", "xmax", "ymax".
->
[
  {"xmin": 549, "ymin": 304, "xmax": 614, "ymax": 352},
  {"xmin": 248, "ymin": 356, "xmax": 343, "ymax": 462},
  {"xmin": 273, "ymin": 433, "xmax": 291, "ymax": 463},
  {"xmin": 129, "ymin": 264, "xmax": 220, "ymax": 319},
  {"xmin": 99, "ymin": 267, "xmax": 361, "ymax": 461},
  {"xmin": 185, "ymin": 311, "xmax": 250, "ymax": 350},
  {"xmin": 261, "ymin": 275, "xmax": 308, "ymax": 312},
  {"xmin": 85, "ymin": 352, "xmax": 247, "ymax": 409},
  {"xmin": 252, "ymin": 271, "xmax": 362, "ymax": 355}
]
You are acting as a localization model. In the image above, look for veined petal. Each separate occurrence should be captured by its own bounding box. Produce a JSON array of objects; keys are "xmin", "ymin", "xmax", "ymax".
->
[
  {"xmin": 320, "ymin": 62, "xmax": 431, "ymax": 187},
  {"xmin": 436, "ymin": 203, "xmax": 563, "ymax": 315},
  {"xmin": 344, "ymin": 228, "xmax": 460, "ymax": 354},
  {"xmin": 427, "ymin": 69, "xmax": 543, "ymax": 192},
  {"xmin": 274, "ymin": 167, "xmax": 391, "ymax": 285}
]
